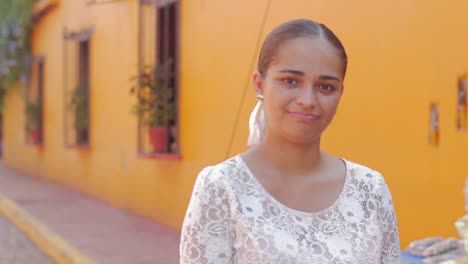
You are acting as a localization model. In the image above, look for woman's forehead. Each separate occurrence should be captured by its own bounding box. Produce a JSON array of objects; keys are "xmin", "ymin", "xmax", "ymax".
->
[{"xmin": 269, "ymin": 38, "xmax": 344, "ymax": 78}]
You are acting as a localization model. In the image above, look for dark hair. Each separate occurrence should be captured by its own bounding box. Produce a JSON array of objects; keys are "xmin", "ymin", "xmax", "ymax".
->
[{"xmin": 257, "ymin": 19, "xmax": 348, "ymax": 78}]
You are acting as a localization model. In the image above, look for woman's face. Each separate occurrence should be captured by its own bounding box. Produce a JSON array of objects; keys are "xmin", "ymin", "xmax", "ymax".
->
[{"xmin": 254, "ymin": 37, "xmax": 345, "ymax": 144}]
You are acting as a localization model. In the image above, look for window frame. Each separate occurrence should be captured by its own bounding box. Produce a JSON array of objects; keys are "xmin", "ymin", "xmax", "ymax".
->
[
  {"xmin": 137, "ymin": 0, "xmax": 180, "ymax": 158},
  {"xmin": 25, "ymin": 56, "xmax": 45, "ymax": 146},
  {"xmin": 63, "ymin": 27, "xmax": 93, "ymax": 148}
]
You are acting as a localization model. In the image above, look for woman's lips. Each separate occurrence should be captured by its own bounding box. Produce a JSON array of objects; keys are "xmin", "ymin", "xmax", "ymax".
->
[{"xmin": 288, "ymin": 111, "xmax": 319, "ymax": 120}]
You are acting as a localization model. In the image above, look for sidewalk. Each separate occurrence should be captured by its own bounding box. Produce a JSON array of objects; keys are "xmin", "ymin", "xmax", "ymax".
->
[
  {"xmin": 0, "ymin": 162, "xmax": 180, "ymax": 264},
  {"xmin": 0, "ymin": 215, "xmax": 54, "ymax": 264}
]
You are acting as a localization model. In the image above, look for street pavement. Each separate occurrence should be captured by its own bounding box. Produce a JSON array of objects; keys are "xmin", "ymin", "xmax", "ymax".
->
[
  {"xmin": 0, "ymin": 215, "xmax": 53, "ymax": 264},
  {"xmin": 0, "ymin": 162, "xmax": 180, "ymax": 264}
]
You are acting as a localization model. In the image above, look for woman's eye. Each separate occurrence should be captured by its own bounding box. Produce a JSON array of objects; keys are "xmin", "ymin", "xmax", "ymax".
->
[
  {"xmin": 283, "ymin": 78, "xmax": 298, "ymax": 86},
  {"xmin": 319, "ymin": 84, "xmax": 335, "ymax": 92}
]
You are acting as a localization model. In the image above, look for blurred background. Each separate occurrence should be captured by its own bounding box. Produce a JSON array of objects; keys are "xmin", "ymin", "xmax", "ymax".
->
[{"xmin": 0, "ymin": 0, "xmax": 468, "ymax": 263}]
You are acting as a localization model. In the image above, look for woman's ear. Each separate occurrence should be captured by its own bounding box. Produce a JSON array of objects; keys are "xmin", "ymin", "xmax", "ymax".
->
[{"xmin": 253, "ymin": 71, "xmax": 264, "ymax": 98}]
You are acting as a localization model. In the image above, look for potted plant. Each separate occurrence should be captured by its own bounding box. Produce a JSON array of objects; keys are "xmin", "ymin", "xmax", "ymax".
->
[
  {"xmin": 130, "ymin": 60, "xmax": 175, "ymax": 152},
  {"xmin": 69, "ymin": 83, "xmax": 89, "ymax": 145},
  {"xmin": 25, "ymin": 97, "xmax": 42, "ymax": 143}
]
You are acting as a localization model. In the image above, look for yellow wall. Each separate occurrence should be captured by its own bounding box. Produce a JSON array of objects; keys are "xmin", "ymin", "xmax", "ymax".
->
[{"xmin": 3, "ymin": 0, "xmax": 468, "ymax": 248}]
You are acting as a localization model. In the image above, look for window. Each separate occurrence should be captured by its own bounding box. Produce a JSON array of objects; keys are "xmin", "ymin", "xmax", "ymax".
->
[
  {"xmin": 137, "ymin": 0, "xmax": 179, "ymax": 155},
  {"xmin": 429, "ymin": 102, "xmax": 440, "ymax": 146},
  {"xmin": 76, "ymin": 39, "xmax": 90, "ymax": 144},
  {"xmin": 64, "ymin": 27, "xmax": 92, "ymax": 147},
  {"xmin": 457, "ymin": 76, "xmax": 467, "ymax": 131},
  {"xmin": 25, "ymin": 56, "xmax": 44, "ymax": 145}
]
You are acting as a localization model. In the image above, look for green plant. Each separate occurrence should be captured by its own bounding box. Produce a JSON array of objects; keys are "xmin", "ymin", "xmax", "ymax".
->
[
  {"xmin": 25, "ymin": 97, "xmax": 41, "ymax": 131},
  {"xmin": 69, "ymin": 83, "xmax": 89, "ymax": 130},
  {"xmin": 130, "ymin": 60, "xmax": 176, "ymax": 127},
  {"xmin": 0, "ymin": 0, "xmax": 34, "ymax": 111}
]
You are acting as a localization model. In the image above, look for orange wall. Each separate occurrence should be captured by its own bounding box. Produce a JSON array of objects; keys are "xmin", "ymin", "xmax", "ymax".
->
[{"xmin": 3, "ymin": 0, "xmax": 468, "ymax": 248}]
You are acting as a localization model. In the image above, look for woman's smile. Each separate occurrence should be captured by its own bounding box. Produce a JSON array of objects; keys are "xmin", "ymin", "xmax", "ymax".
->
[{"xmin": 287, "ymin": 111, "xmax": 320, "ymax": 121}]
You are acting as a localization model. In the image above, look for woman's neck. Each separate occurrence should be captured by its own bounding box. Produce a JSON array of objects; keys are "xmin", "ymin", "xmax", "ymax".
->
[{"xmin": 255, "ymin": 135, "xmax": 324, "ymax": 177}]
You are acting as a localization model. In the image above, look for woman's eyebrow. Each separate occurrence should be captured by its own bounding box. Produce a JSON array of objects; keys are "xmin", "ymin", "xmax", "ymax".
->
[
  {"xmin": 279, "ymin": 69, "xmax": 304, "ymax": 75},
  {"xmin": 279, "ymin": 69, "xmax": 341, "ymax": 82},
  {"xmin": 319, "ymin": 75, "xmax": 341, "ymax": 82}
]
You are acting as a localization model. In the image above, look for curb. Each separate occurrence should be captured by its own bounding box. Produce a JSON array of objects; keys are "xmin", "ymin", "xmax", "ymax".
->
[{"xmin": 0, "ymin": 193, "xmax": 95, "ymax": 264}]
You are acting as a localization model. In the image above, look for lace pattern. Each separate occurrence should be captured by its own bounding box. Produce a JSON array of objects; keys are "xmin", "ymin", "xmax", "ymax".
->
[{"xmin": 180, "ymin": 156, "xmax": 400, "ymax": 263}]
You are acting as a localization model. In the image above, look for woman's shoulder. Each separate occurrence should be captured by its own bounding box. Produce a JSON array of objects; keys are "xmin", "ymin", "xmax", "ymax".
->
[
  {"xmin": 194, "ymin": 155, "xmax": 243, "ymax": 188},
  {"xmin": 200, "ymin": 155, "xmax": 242, "ymax": 175},
  {"xmin": 343, "ymin": 158, "xmax": 387, "ymax": 187},
  {"xmin": 342, "ymin": 159, "xmax": 394, "ymax": 203}
]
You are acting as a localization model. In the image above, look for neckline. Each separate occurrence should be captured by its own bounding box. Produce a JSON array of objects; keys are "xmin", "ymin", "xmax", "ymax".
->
[{"xmin": 235, "ymin": 155, "xmax": 350, "ymax": 217}]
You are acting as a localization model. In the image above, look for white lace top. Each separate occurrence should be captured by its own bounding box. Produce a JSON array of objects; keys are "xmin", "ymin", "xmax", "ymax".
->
[{"xmin": 180, "ymin": 155, "xmax": 401, "ymax": 263}]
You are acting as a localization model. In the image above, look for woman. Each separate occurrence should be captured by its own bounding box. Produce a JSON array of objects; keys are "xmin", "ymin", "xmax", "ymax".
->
[{"xmin": 180, "ymin": 18, "xmax": 400, "ymax": 263}]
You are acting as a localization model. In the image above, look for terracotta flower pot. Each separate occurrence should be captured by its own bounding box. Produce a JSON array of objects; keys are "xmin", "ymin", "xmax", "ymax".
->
[
  {"xmin": 149, "ymin": 126, "xmax": 168, "ymax": 152},
  {"xmin": 30, "ymin": 129, "xmax": 41, "ymax": 144}
]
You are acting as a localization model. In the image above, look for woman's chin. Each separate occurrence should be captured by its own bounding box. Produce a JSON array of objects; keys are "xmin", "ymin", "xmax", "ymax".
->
[{"xmin": 283, "ymin": 131, "xmax": 322, "ymax": 145}]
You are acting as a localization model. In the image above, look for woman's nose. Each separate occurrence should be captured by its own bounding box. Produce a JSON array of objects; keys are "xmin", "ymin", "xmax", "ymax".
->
[{"xmin": 296, "ymin": 86, "xmax": 317, "ymax": 108}]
